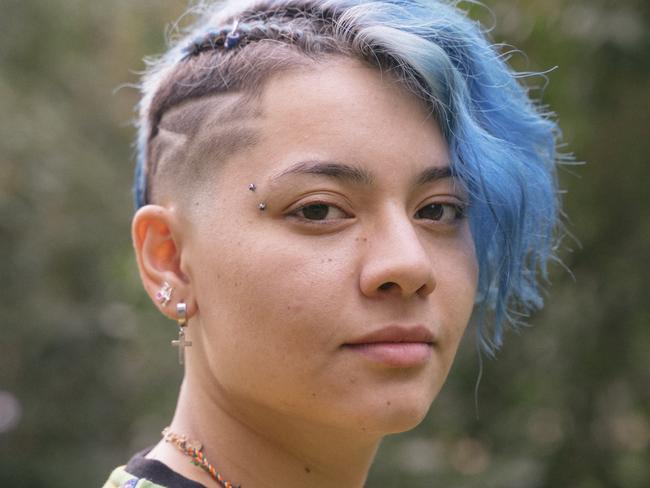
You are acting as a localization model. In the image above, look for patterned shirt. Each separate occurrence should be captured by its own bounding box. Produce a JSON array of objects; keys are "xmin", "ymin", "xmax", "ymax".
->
[{"xmin": 103, "ymin": 448, "xmax": 207, "ymax": 488}]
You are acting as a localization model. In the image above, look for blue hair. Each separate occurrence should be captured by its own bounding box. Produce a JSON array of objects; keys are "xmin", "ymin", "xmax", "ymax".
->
[{"xmin": 135, "ymin": 0, "xmax": 564, "ymax": 355}]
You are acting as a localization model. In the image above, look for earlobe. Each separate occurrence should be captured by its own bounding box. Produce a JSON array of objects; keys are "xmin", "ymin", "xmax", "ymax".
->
[{"xmin": 132, "ymin": 205, "xmax": 197, "ymax": 320}]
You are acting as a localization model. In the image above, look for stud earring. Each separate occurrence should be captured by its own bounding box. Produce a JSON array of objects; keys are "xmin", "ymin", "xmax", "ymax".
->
[
  {"xmin": 258, "ymin": 203, "xmax": 267, "ymax": 211},
  {"xmin": 171, "ymin": 302, "xmax": 192, "ymax": 365},
  {"xmin": 248, "ymin": 183, "xmax": 257, "ymax": 192},
  {"xmin": 156, "ymin": 282, "xmax": 173, "ymax": 306}
]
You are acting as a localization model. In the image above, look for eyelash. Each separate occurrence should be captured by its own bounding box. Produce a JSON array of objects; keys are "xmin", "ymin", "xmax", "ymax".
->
[{"xmin": 287, "ymin": 200, "xmax": 467, "ymax": 225}]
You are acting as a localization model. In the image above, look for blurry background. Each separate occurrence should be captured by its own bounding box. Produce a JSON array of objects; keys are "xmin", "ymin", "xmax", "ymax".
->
[{"xmin": 0, "ymin": 0, "xmax": 648, "ymax": 486}]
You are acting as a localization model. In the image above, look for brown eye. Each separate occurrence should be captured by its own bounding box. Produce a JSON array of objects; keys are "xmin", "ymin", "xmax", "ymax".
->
[
  {"xmin": 415, "ymin": 203, "xmax": 465, "ymax": 223},
  {"xmin": 295, "ymin": 203, "xmax": 349, "ymax": 221},
  {"xmin": 301, "ymin": 204, "xmax": 330, "ymax": 220}
]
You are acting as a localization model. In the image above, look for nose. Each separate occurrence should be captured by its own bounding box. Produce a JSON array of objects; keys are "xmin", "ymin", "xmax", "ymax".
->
[{"xmin": 359, "ymin": 207, "xmax": 436, "ymax": 300}]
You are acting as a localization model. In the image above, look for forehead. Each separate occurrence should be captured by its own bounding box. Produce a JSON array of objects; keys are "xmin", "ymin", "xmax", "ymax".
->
[
  {"xmin": 249, "ymin": 58, "xmax": 449, "ymax": 179},
  {"xmin": 262, "ymin": 57, "xmax": 431, "ymax": 117}
]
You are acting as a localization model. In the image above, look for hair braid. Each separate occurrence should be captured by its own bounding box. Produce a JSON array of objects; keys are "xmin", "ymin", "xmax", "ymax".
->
[{"xmin": 181, "ymin": 2, "xmax": 343, "ymax": 60}]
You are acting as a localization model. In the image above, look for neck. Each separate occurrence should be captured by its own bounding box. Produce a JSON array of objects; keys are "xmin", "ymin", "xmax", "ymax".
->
[{"xmin": 148, "ymin": 376, "xmax": 382, "ymax": 488}]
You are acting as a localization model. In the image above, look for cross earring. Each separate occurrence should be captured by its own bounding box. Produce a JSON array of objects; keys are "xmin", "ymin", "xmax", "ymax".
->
[{"xmin": 171, "ymin": 302, "xmax": 192, "ymax": 365}]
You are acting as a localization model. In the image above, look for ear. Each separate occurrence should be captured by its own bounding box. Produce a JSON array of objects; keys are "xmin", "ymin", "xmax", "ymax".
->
[{"xmin": 132, "ymin": 204, "xmax": 197, "ymax": 320}]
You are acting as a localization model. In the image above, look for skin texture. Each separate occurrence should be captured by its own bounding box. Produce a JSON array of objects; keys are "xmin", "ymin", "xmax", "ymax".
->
[{"xmin": 133, "ymin": 57, "xmax": 478, "ymax": 488}]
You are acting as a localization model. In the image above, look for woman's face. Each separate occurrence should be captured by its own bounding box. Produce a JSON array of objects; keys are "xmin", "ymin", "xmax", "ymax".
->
[{"xmin": 180, "ymin": 58, "xmax": 478, "ymax": 436}]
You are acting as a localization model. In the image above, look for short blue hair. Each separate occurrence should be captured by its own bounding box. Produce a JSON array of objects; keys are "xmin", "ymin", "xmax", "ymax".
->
[{"xmin": 135, "ymin": 0, "xmax": 564, "ymax": 354}]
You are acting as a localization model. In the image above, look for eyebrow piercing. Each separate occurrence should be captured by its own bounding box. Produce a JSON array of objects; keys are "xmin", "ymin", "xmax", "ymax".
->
[
  {"xmin": 258, "ymin": 203, "xmax": 267, "ymax": 211},
  {"xmin": 248, "ymin": 183, "xmax": 257, "ymax": 192}
]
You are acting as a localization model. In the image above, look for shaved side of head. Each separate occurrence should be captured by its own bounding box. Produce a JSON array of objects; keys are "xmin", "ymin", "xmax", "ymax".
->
[{"xmin": 148, "ymin": 91, "xmax": 263, "ymax": 206}]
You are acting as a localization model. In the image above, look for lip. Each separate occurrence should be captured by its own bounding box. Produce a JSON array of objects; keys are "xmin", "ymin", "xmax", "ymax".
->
[
  {"xmin": 345, "ymin": 324, "xmax": 435, "ymax": 345},
  {"xmin": 342, "ymin": 325, "xmax": 435, "ymax": 368}
]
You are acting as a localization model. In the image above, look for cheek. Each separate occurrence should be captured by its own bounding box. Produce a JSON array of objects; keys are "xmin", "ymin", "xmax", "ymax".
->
[
  {"xmin": 208, "ymin": 243, "xmax": 345, "ymax": 327},
  {"xmin": 434, "ymin": 230, "xmax": 478, "ymax": 359},
  {"xmin": 189, "ymin": 228, "xmax": 352, "ymax": 393}
]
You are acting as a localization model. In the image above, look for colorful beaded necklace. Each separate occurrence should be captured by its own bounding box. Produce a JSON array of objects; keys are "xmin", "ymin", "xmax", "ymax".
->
[{"xmin": 162, "ymin": 427, "xmax": 241, "ymax": 488}]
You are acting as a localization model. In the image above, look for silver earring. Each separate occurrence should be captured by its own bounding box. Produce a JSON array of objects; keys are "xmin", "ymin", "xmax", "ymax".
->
[
  {"xmin": 171, "ymin": 302, "xmax": 192, "ymax": 365},
  {"xmin": 156, "ymin": 282, "xmax": 173, "ymax": 306}
]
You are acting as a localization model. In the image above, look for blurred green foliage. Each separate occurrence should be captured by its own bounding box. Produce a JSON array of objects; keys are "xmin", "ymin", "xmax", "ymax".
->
[{"xmin": 1, "ymin": 0, "xmax": 648, "ymax": 487}]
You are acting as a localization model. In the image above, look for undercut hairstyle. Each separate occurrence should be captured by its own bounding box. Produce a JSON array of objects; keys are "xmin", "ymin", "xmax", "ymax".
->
[{"xmin": 134, "ymin": 0, "xmax": 566, "ymax": 354}]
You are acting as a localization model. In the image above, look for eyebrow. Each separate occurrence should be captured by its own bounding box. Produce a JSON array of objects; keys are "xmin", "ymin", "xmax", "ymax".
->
[
  {"xmin": 414, "ymin": 165, "xmax": 453, "ymax": 186},
  {"xmin": 270, "ymin": 160, "xmax": 452, "ymax": 187},
  {"xmin": 271, "ymin": 160, "xmax": 375, "ymax": 185}
]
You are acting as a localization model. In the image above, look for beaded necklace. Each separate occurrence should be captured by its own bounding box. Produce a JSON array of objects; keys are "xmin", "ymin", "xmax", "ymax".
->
[{"xmin": 162, "ymin": 427, "xmax": 241, "ymax": 488}]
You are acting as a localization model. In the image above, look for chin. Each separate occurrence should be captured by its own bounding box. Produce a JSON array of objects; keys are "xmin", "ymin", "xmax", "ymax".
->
[
  {"xmin": 377, "ymin": 399, "xmax": 433, "ymax": 435},
  {"xmin": 348, "ymin": 384, "xmax": 439, "ymax": 436}
]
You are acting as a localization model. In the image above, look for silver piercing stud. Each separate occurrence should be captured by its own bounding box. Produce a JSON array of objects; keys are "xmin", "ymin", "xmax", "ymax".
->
[
  {"xmin": 258, "ymin": 203, "xmax": 267, "ymax": 211},
  {"xmin": 248, "ymin": 183, "xmax": 257, "ymax": 192}
]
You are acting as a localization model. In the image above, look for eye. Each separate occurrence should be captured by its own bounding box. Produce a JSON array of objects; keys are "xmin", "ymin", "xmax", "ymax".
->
[
  {"xmin": 292, "ymin": 203, "xmax": 349, "ymax": 221},
  {"xmin": 415, "ymin": 202, "xmax": 466, "ymax": 223}
]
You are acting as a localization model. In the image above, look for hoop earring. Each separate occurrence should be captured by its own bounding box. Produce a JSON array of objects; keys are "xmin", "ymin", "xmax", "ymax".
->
[{"xmin": 171, "ymin": 302, "xmax": 192, "ymax": 365}]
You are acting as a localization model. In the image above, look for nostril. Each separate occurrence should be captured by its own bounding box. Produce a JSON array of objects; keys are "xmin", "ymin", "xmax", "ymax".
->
[
  {"xmin": 379, "ymin": 282, "xmax": 398, "ymax": 291},
  {"xmin": 416, "ymin": 283, "xmax": 431, "ymax": 296}
]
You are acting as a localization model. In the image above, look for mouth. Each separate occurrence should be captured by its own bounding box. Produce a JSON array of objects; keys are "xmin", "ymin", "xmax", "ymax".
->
[{"xmin": 342, "ymin": 325, "xmax": 435, "ymax": 368}]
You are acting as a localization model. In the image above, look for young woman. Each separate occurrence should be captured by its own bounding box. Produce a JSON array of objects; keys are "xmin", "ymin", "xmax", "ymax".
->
[{"xmin": 104, "ymin": 1, "xmax": 562, "ymax": 486}]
